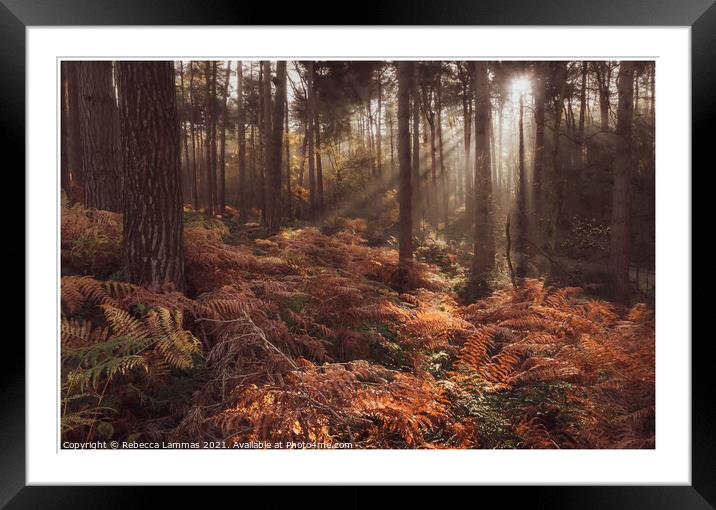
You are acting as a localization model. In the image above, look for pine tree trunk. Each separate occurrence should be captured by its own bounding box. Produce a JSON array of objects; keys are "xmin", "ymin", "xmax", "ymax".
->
[
  {"xmin": 260, "ymin": 61, "xmax": 272, "ymax": 224},
  {"xmin": 236, "ymin": 61, "xmax": 247, "ymax": 223},
  {"xmin": 533, "ymin": 62, "xmax": 547, "ymax": 243},
  {"xmin": 64, "ymin": 62, "xmax": 84, "ymax": 203},
  {"xmin": 611, "ymin": 61, "xmax": 635, "ymax": 302},
  {"xmin": 463, "ymin": 85, "xmax": 473, "ymax": 222},
  {"xmin": 306, "ymin": 62, "xmax": 316, "ymax": 216},
  {"xmin": 188, "ymin": 63, "xmax": 199, "ymax": 208},
  {"xmin": 315, "ymin": 108, "xmax": 324, "ymax": 213},
  {"xmin": 267, "ymin": 61, "xmax": 286, "ymax": 234},
  {"xmin": 515, "ymin": 92, "xmax": 528, "ymax": 276},
  {"xmin": 219, "ymin": 61, "xmax": 231, "ymax": 214},
  {"xmin": 436, "ymin": 77, "xmax": 448, "ymax": 233},
  {"xmin": 77, "ymin": 61, "xmax": 122, "ymax": 211},
  {"xmin": 397, "ymin": 62, "xmax": 413, "ymax": 263},
  {"xmin": 116, "ymin": 61, "xmax": 185, "ymax": 292},
  {"xmin": 471, "ymin": 61, "xmax": 495, "ymax": 287},
  {"xmin": 178, "ymin": 63, "xmax": 191, "ymax": 204},
  {"xmin": 376, "ymin": 77, "xmax": 383, "ymax": 178},
  {"xmin": 411, "ymin": 63, "xmax": 421, "ymax": 222},
  {"xmin": 60, "ymin": 63, "xmax": 71, "ymax": 198},
  {"xmin": 204, "ymin": 61, "xmax": 216, "ymax": 216}
]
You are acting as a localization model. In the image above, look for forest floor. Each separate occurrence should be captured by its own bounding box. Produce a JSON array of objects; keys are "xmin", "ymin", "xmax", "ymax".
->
[{"xmin": 60, "ymin": 202, "xmax": 655, "ymax": 449}]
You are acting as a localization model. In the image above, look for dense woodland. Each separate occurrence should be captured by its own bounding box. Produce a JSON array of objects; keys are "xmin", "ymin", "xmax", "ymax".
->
[{"xmin": 60, "ymin": 60, "xmax": 655, "ymax": 449}]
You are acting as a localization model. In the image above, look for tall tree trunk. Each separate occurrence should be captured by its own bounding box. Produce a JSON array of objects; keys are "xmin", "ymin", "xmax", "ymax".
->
[
  {"xmin": 547, "ymin": 62, "xmax": 568, "ymax": 256},
  {"xmin": 388, "ymin": 104, "xmax": 395, "ymax": 177},
  {"xmin": 437, "ymin": 76, "xmax": 448, "ymax": 233},
  {"xmin": 262, "ymin": 61, "xmax": 272, "ymax": 226},
  {"xmin": 267, "ymin": 61, "xmax": 286, "ymax": 234},
  {"xmin": 397, "ymin": 62, "xmax": 413, "ymax": 263},
  {"xmin": 376, "ymin": 76, "xmax": 383, "ymax": 178},
  {"xmin": 284, "ymin": 83, "xmax": 292, "ymax": 220},
  {"xmin": 611, "ymin": 61, "xmax": 635, "ymax": 302},
  {"xmin": 236, "ymin": 61, "xmax": 247, "ymax": 223},
  {"xmin": 116, "ymin": 61, "xmax": 184, "ymax": 292},
  {"xmin": 515, "ymin": 91, "xmax": 528, "ymax": 276},
  {"xmin": 77, "ymin": 61, "xmax": 121, "ymax": 211},
  {"xmin": 597, "ymin": 62, "xmax": 611, "ymax": 132},
  {"xmin": 219, "ymin": 61, "xmax": 231, "ymax": 214},
  {"xmin": 533, "ymin": 62, "xmax": 547, "ymax": 242},
  {"xmin": 178, "ymin": 62, "xmax": 191, "ymax": 204},
  {"xmin": 306, "ymin": 61, "xmax": 316, "ymax": 216},
  {"xmin": 60, "ymin": 63, "xmax": 71, "ymax": 198},
  {"xmin": 64, "ymin": 62, "xmax": 84, "ymax": 203},
  {"xmin": 577, "ymin": 61, "xmax": 588, "ymax": 167},
  {"xmin": 315, "ymin": 108, "xmax": 324, "ymax": 212},
  {"xmin": 188, "ymin": 63, "xmax": 199, "ymax": 208},
  {"xmin": 472, "ymin": 61, "xmax": 494, "ymax": 287},
  {"xmin": 463, "ymin": 83, "xmax": 473, "ymax": 221},
  {"xmin": 204, "ymin": 61, "xmax": 216, "ymax": 216},
  {"xmin": 411, "ymin": 63, "xmax": 421, "ymax": 222}
]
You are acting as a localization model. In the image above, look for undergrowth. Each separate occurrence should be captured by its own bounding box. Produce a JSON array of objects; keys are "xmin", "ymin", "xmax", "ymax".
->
[{"xmin": 60, "ymin": 202, "xmax": 655, "ymax": 449}]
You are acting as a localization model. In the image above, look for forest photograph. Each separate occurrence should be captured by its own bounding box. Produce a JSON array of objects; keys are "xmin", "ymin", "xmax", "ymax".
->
[{"xmin": 60, "ymin": 59, "xmax": 655, "ymax": 450}]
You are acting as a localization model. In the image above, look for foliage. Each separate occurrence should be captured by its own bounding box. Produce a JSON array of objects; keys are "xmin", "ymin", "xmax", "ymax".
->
[{"xmin": 61, "ymin": 203, "xmax": 655, "ymax": 449}]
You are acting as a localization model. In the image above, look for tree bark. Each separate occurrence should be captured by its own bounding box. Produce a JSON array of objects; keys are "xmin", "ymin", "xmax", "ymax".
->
[
  {"xmin": 236, "ymin": 61, "xmax": 247, "ymax": 223},
  {"xmin": 77, "ymin": 61, "xmax": 122, "ymax": 211},
  {"xmin": 533, "ymin": 62, "xmax": 547, "ymax": 243},
  {"xmin": 116, "ymin": 61, "xmax": 185, "ymax": 292},
  {"xmin": 306, "ymin": 62, "xmax": 316, "ymax": 216},
  {"xmin": 267, "ymin": 61, "xmax": 287, "ymax": 234},
  {"xmin": 611, "ymin": 61, "xmax": 635, "ymax": 302},
  {"xmin": 261, "ymin": 61, "xmax": 272, "ymax": 225},
  {"xmin": 188, "ymin": 63, "xmax": 199, "ymax": 208},
  {"xmin": 411, "ymin": 62, "xmax": 421, "ymax": 222},
  {"xmin": 471, "ymin": 61, "xmax": 495, "ymax": 286},
  {"xmin": 219, "ymin": 61, "xmax": 231, "ymax": 214},
  {"xmin": 397, "ymin": 62, "xmax": 413, "ymax": 263},
  {"xmin": 60, "ymin": 63, "xmax": 71, "ymax": 198},
  {"xmin": 315, "ymin": 108, "xmax": 324, "ymax": 213},
  {"xmin": 64, "ymin": 62, "xmax": 84, "ymax": 203}
]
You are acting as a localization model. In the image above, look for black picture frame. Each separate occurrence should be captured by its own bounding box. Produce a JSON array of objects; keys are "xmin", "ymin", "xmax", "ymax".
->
[{"xmin": 6, "ymin": 0, "xmax": 708, "ymax": 505}]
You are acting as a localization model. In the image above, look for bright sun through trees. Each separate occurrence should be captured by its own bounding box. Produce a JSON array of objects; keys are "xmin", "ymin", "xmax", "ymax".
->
[{"xmin": 60, "ymin": 60, "xmax": 655, "ymax": 450}]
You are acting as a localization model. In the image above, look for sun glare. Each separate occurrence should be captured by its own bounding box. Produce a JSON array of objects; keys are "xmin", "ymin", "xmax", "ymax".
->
[{"xmin": 510, "ymin": 76, "xmax": 532, "ymax": 95}]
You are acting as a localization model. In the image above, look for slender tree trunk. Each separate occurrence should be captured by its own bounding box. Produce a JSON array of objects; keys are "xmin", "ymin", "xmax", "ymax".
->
[
  {"xmin": 267, "ymin": 61, "xmax": 286, "ymax": 234},
  {"xmin": 77, "ymin": 61, "xmax": 121, "ymax": 211},
  {"xmin": 515, "ymin": 91, "xmax": 528, "ymax": 276},
  {"xmin": 611, "ymin": 61, "xmax": 635, "ymax": 302},
  {"xmin": 376, "ymin": 76, "xmax": 383, "ymax": 178},
  {"xmin": 472, "ymin": 61, "xmax": 494, "ymax": 287},
  {"xmin": 306, "ymin": 61, "xmax": 316, "ymax": 216},
  {"xmin": 60, "ymin": 63, "xmax": 71, "ymax": 197},
  {"xmin": 204, "ymin": 61, "xmax": 216, "ymax": 216},
  {"xmin": 411, "ymin": 63, "xmax": 421, "ymax": 222},
  {"xmin": 533, "ymin": 62, "xmax": 547, "ymax": 242},
  {"xmin": 178, "ymin": 62, "xmax": 191, "ymax": 204},
  {"xmin": 262, "ymin": 61, "xmax": 273, "ymax": 227},
  {"xmin": 597, "ymin": 63, "xmax": 611, "ymax": 132},
  {"xmin": 116, "ymin": 61, "xmax": 184, "ymax": 291},
  {"xmin": 64, "ymin": 62, "xmax": 84, "ymax": 203},
  {"xmin": 219, "ymin": 61, "xmax": 231, "ymax": 214},
  {"xmin": 437, "ymin": 76, "xmax": 448, "ymax": 233},
  {"xmin": 547, "ymin": 63, "xmax": 568, "ymax": 256},
  {"xmin": 315, "ymin": 108, "xmax": 324, "ymax": 212},
  {"xmin": 388, "ymin": 104, "xmax": 395, "ymax": 177},
  {"xmin": 188, "ymin": 63, "xmax": 199, "ymax": 208},
  {"xmin": 397, "ymin": 62, "xmax": 413, "ymax": 263},
  {"xmin": 463, "ymin": 85, "xmax": 473, "ymax": 221},
  {"xmin": 284, "ymin": 84, "xmax": 292, "ymax": 219},
  {"xmin": 236, "ymin": 61, "xmax": 247, "ymax": 223}
]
